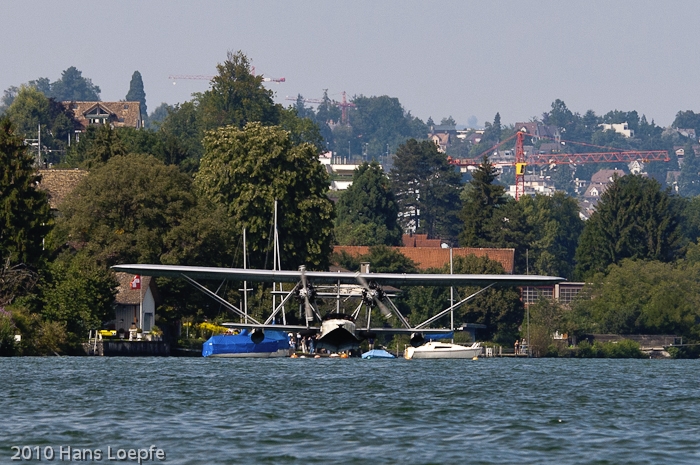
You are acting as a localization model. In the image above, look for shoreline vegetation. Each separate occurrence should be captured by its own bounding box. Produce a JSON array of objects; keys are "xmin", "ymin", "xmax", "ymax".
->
[{"xmin": 4, "ymin": 53, "xmax": 700, "ymax": 358}]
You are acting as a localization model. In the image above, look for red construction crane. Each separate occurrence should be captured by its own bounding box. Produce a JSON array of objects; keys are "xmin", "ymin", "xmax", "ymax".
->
[
  {"xmin": 168, "ymin": 67, "xmax": 285, "ymax": 83},
  {"xmin": 448, "ymin": 131, "xmax": 670, "ymax": 200},
  {"xmin": 284, "ymin": 91, "xmax": 355, "ymax": 124}
]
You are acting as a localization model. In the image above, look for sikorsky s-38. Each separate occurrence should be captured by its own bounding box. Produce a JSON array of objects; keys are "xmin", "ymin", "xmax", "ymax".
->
[{"xmin": 111, "ymin": 263, "xmax": 564, "ymax": 352}]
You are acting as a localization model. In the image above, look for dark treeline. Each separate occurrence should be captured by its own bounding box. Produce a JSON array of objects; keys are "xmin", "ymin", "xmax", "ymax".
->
[{"xmin": 3, "ymin": 52, "xmax": 700, "ymax": 356}]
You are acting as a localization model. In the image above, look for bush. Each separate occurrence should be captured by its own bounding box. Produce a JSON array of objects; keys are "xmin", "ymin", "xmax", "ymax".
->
[
  {"xmin": 0, "ymin": 307, "xmax": 17, "ymax": 356},
  {"xmin": 574, "ymin": 339, "xmax": 643, "ymax": 358}
]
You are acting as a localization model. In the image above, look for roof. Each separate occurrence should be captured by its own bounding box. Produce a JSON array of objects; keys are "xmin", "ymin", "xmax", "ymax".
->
[
  {"xmin": 402, "ymin": 234, "xmax": 443, "ymax": 248},
  {"xmin": 333, "ymin": 245, "xmax": 515, "ymax": 273},
  {"xmin": 37, "ymin": 169, "xmax": 88, "ymax": 209},
  {"xmin": 114, "ymin": 272, "xmax": 155, "ymax": 305},
  {"xmin": 591, "ymin": 168, "xmax": 625, "ymax": 184},
  {"xmin": 62, "ymin": 101, "xmax": 142, "ymax": 130}
]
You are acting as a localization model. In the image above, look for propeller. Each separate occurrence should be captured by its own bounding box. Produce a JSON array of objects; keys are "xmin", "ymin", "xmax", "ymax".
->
[
  {"xmin": 298, "ymin": 266, "xmax": 314, "ymax": 323},
  {"xmin": 356, "ymin": 273, "xmax": 393, "ymax": 319}
]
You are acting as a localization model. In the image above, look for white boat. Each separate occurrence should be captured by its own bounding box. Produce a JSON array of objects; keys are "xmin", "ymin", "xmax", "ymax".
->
[{"xmin": 404, "ymin": 341, "xmax": 482, "ymax": 359}]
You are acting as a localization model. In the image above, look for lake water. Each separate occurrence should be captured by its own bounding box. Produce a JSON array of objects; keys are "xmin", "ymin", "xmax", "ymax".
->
[{"xmin": 2, "ymin": 357, "xmax": 699, "ymax": 464}]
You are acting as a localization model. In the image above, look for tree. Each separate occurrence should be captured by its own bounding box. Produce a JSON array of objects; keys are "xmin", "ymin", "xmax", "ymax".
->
[
  {"xmin": 155, "ymin": 101, "xmax": 203, "ymax": 171},
  {"xmin": 519, "ymin": 193, "xmax": 583, "ymax": 279},
  {"xmin": 335, "ymin": 162, "xmax": 403, "ymax": 246},
  {"xmin": 390, "ymin": 139, "xmax": 462, "ymax": 241},
  {"xmin": 459, "ymin": 156, "xmax": 507, "ymax": 247},
  {"xmin": 678, "ymin": 143, "xmax": 700, "ymax": 197},
  {"xmin": 52, "ymin": 154, "xmax": 199, "ymax": 266},
  {"xmin": 574, "ymin": 174, "xmax": 685, "ymax": 279},
  {"xmin": 125, "ymin": 71, "xmax": 147, "ymax": 122},
  {"xmin": 339, "ymin": 95, "xmax": 428, "ymax": 161},
  {"xmin": 571, "ymin": 260, "xmax": 700, "ymax": 339},
  {"xmin": 672, "ymin": 110, "xmax": 700, "ymax": 134},
  {"xmin": 5, "ymin": 86, "xmax": 76, "ymax": 163},
  {"xmin": 64, "ymin": 123, "xmax": 127, "ymax": 168},
  {"xmin": 0, "ymin": 117, "xmax": 52, "ymax": 269},
  {"xmin": 148, "ymin": 103, "xmax": 171, "ymax": 129},
  {"xmin": 197, "ymin": 50, "xmax": 281, "ymax": 131},
  {"xmin": 40, "ymin": 251, "xmax": 116, "ymax": 343},
  {"xmin": 195, "ymin": 122, "xmax": 335, "ymax": 270},
  {"xmin": 49, "ymin": 67, "xmax": 101, "ymax": 101}
]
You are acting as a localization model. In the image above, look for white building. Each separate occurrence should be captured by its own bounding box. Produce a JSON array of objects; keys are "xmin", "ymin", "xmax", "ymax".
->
[{"xmin": 599, "ymin": 122, "xmax": 634, "ymax": 138}]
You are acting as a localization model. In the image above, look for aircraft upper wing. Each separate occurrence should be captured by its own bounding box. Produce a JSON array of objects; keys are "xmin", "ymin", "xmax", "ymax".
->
[{"xmin": 111, "ymin": 264, "xmax": 564, "ymax": 287}]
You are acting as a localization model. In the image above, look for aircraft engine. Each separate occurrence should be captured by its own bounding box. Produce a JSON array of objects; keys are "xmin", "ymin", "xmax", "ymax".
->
[
  {"xmin": 410, "ymin": 332, "xmax": 425, "ymax": 347},
  {"xmin": 250, "ymin": 328, "xmax": 265, "ymax": 344}
]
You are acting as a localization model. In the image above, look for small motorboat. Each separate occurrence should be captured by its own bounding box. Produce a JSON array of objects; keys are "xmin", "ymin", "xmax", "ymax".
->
[
  {"xmin": 404, "ymin": 341, "xmax": 482, "ymax": 360},
  {"xmin": 362, "ymin": 349, "xmax": 396, "ymax": 359}
]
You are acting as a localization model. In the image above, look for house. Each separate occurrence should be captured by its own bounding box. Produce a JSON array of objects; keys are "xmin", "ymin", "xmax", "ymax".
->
[
  {"xmin": 429, "ymin": 124, "xmax": 457, "ymax": 153},
  {"xmin": 580, "ymin": 168, "xmax": 627, "ymax": 214},
  {"xmin": 515, "ymin": 122, "xmax": 561, "ymax": 142},
  {"xmin": 599, "ymin": 122, "xmax": 634, "ymax": 138},
  {"xmin": 507, "ymin": 174, "xmax": 556, "ymax": 198},
  {"xmin": 37, "ymin": 168, "xmax": 88, "ymax": 211},
  {"xmin": 113, "ymin": 273, "xmax": 159, "ymax": 334},
  {"xmin": 62, "ymin": 101, "xmax": 143, "ymax": 132}
]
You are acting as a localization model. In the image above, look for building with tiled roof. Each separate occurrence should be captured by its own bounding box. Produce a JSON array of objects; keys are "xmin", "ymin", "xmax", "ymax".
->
[
  {"xmin": 37, "ymin": 168, "xmax": 88, "ymax": 210},
  {"xmin": 62, "ymin": 101, "xmax": 143, "ymax": 131},
  {"xmin": 333, "ymin": 245, "xmax": 515, "ymax": 273}
]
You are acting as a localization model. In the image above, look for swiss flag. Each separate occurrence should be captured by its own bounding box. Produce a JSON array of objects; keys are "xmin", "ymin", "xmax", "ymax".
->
[{"xmin": 130, "ymin": 275, "xmax": 141, "ymax": 290}]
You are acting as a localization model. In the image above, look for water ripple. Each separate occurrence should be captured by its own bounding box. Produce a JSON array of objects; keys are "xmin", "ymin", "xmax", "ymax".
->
[{"xmin": 2, "ymin": 357, "xmax": 700, "ymax": 464}]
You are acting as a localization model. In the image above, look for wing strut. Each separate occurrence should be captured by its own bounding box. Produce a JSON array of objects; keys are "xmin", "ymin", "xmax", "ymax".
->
[
  {"xmin": 181, "ymin": 274, "xmax": 262, "ymax": 325},
  {"xmin": 385, "ymin": 297, "xmax": 412, "ymax": 329},
  {"xmin": 264, "ymin": 283, "xmax": 300, "ymax": 324},
  {"xmin": 414, "ymin": 283, "xmax": 495, "ymax": 330}
]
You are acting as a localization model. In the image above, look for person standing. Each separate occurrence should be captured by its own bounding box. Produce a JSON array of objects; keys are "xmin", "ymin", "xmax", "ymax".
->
[{"xmin": 514, "ymin": 340, "xmax": 520, "ymax": 355}]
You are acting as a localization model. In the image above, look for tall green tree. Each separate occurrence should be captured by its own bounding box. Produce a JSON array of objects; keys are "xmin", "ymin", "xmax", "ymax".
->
[
  {"xmin": 517, "ymin": 193, "xmax": 583, "ymax": 279},
  {"xmin": 574, "ymin": 174, "xmax": 685, "ymax": 279},
  {"xmin": 459, "ymin": 156, "xmax": 507, "ymax": 247},
  {"xmin": 678, "ymin": 143, "xmax": 700, "ymax": 197},
  {"xmin": 196, "ymin": 122, "xmax": 334, "ymax": 270},
  {"xmin": 390, "ymin": 139, "xmax": 462, "ymax": 241},
  {"xmin": 125, "ymin": 71, "xmax": 147, "ymax": 122},
  {"xmin": 0, "ymin": 117, "xmax": 52, "ymax": 269},
  {"xmin": 49, "ymin": 67, "xmax": 101, "ymax": 101},
  {"xmin": 198, "ymin": 50, "xmax": 281, "ymax": 131},
  {"xmin": 335, "ymin": 161, "xmax": 403, "ymax": 246}
]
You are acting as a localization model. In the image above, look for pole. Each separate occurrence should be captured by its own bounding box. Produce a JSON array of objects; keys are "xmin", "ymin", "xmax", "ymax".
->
[
  {"xmin": 450, "ymin": 247, "xmax": 454, "ymax": 342},
  {"xmin": 272, "ymin": 200, "xmax": 277, "ymax": 320},
  {"xmin": 243, "ymin": 227, "xmax": 248, "ymax": 324}
]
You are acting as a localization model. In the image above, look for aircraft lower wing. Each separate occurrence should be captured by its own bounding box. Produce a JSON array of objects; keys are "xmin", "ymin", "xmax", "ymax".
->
[{"xmin": 111, "ymin": 264, "xmax": 564, "ymax": 287}]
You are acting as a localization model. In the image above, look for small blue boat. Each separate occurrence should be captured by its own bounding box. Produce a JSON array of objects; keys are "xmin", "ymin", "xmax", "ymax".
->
[{"xmin": 361, "ymin": 349, "xmax": 396, "ymax": 359}]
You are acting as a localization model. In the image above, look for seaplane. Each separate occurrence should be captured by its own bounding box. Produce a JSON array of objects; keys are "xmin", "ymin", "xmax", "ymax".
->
[{"xmin": 111, "ymin": 263, "xmax": 564, "ymax": 352}]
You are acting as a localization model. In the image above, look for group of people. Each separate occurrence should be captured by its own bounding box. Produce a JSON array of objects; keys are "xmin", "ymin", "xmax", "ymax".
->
[
  {"xmin": 514, "ymin": 339, "xmax": 528, "ymax": 355},
  {"xmin": 288, "ymin": 332, "xmax": 323, "ymax": 354}
]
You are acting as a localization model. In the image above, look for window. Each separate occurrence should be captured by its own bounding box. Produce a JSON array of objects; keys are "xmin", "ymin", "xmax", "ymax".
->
[
  {"xmin": 522, "ymin": 286, "xmax": 553, "ymax": 304},
  {"xmin": 559, "ymin": 286, "xmax": 581, "ymax": 304}
]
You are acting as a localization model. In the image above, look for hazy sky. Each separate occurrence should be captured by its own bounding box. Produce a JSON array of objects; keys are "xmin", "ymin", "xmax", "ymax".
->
[{"xmin": 3, "ymin": 1, "xmax": 698, "ymax": 127}]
